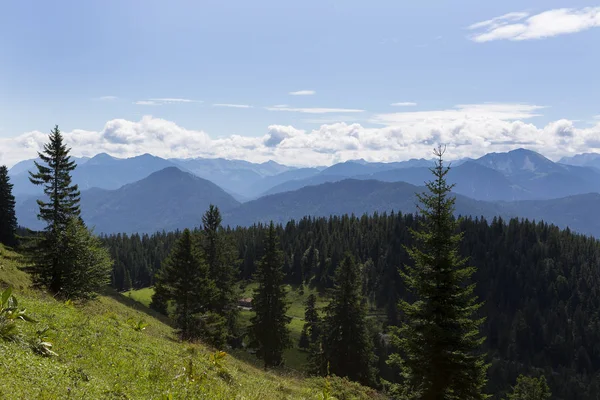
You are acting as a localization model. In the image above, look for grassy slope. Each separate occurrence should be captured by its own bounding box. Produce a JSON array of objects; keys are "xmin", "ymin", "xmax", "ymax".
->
[
  {"xmin": 126, "ymin": 283, "xmax": 330, "ymax": 371},
  {"xmin": 0, "ymin": 245, "xmax": 383, "ymax": 400}
]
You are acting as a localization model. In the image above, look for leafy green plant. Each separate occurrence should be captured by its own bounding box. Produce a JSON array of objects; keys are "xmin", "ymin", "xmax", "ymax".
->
[
  {"xmin": 127, "ymin": 317, "xmax": 149, "ymax": 332},
  {"xmin": 0, "ymin": 287, "xmax": 36, "ymax": 342},
  {"xmin": 209, "ymin": 350, "xmax": 232, "ymax": 382},
  {"xmin": 317, "ymin": 364, "xmax": 337, "ymax": 400},
  {"xmin": 29, "ymin": 326, "xmax": 58, "ymax": 357},
  {"xmin": 209, "ymin": 350, "xmax": 227, "ymax": 371},
  {"xmin": 174, "ymin": 346, "xmax": 207, "ymax": 383}
]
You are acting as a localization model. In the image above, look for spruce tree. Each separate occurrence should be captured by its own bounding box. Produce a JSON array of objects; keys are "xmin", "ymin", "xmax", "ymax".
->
[
  {"xmin": 321, "ymin": 253, "xmax": 374, "ymax": 385},
  {"xmin": 29, "ymin": 126, "xmax": 82, "ymax": 293},
  {"xmin": 248, "ymin": 222, "xmax": 291, "ymax": 369},
  {"xmin": 505, "ymin": 375, "xmax": 551, "ymax": 400},
  {"xmin": 150, "ymin": 279, "xmax": 170, "ymax": 315},
  {"xmin": 153, "ymin": 229, "xmax": 216, "ymax": 340},
  {"xmin": 58, "ymin": 217, "xmax": 113, "ymax": 299},
  {"xmin": 201, "ymin": 205, "xmax": 240, "ymax": 345},
  {"xmin": 0, "ymin": 165, "xmax": 17, "ymax": 246},
  {"xmin": 388, "ymin": 147, "xmax": 488, "ymax": 399},
  {"xmin": 299, "ymin": 294, "xmax": 320, "ymax": 349}
]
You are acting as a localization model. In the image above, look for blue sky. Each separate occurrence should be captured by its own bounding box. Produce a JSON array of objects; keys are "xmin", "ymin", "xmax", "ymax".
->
[{"xmin": 1, "ymin": 1, "xmax": 599, "ymax": 167}]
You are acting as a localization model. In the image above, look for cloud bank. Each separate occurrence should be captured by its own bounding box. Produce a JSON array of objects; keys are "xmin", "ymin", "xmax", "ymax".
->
[
  {"xmin": 468, "ymin": 7, "xmax": 600, "ymax": 42},
  {"xmin": 2, "ymin": 104, "xmax": 600, "ymax": 168}
]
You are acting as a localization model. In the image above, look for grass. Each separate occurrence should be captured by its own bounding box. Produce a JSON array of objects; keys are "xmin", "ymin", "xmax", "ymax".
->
[
  {"xmin": 123, "ymin": 287, "xmax": 154, "ymax": 307},
  {"xmin": 0, "ymin": 244, "xmax": 384, "ymax": 399},
  {"xmin": 129, "ymin": 282, "xmax": 330, "ymax": 371}
]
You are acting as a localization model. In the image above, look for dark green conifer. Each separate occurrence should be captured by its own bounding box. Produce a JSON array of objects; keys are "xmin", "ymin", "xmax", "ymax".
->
[
  {"xmin": 200, "ymin": 205, "xmax": 240, "ymax": 345},
  {"xmin": 58, "ymin": 217, "xmax": 113, "ymax": 299},
  {"xmin": 321, "ymin": 253, "xmax": 374, "ymax": 385},
  {"xmin": 29, "ymin": 126, "xmax": 82, "ymax": 293},
  {"xmin": 153, "ymin": 229, "xmax": 216, "ymax": 340},
  {"xmin": 248, "ymin": 222, "xmax": 291, "ymax": 369},
  {"xmin": 506, "ymin": 375, "xmax": 551, "ymax": 400},
  {"xmin": 299, "ymin": 294, "xmax": 320, "ymax": 349},
  {"xmin": 388, "ymin": 147, "xmax": 488, "ymax": 399},
  {"xmin": 0, "ymin": 165, "xmax": 17, "ymax": 246}
]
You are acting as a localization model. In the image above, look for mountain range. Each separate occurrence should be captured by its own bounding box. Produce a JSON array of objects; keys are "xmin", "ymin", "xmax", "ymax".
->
[
  {"xmin": 9, "ymin": 148, "xmax": 600, "ymax": 236},
  {"xmin": 17, "ymin": 167, "xmax": 240, "ymax": 234}
]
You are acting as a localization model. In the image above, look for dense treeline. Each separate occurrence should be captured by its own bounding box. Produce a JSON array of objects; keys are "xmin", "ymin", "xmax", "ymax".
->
[{"xmin": 103, "ymin": 208, "xmax": 600, "ymax": 398}]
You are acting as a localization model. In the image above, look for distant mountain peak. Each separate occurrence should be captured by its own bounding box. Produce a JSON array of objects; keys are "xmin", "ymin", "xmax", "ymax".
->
[
  {"xmin": 559, "ymin": 153, "xmax": 600, "ymax": 168},
  {"xmin": 347, "ymin": 158, "xmax": 369, "ymax": 165},
  {"xmin": 474, "ymin": 148, "xmax": 554, "ymax": 175},
  {"xmin": 90, "ymin": 152, "xmax": 115, "ymax": 160}
]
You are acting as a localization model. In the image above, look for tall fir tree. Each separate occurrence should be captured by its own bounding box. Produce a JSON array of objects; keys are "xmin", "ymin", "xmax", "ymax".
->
[
  {"xmin": 388, "ymin": 147, "xmax": 488, "ymax": 399},
  {"xmin": 299, "ymin": 293, "xmax": 320, "ymax": 349},
  {"xmin": 248, "ymin": 222, "xmax": 291, "ymax": 369},
  {"xmin": 153, "ymin": 229, "xmax": 217, "ymax": 340},
  {"xmin": 320, "ymin": 253, "xmax": 374, "ymax": 386},
  {"xmin": 0, "ymin": 165, "xmax": 18, "ymax": 246},
  {"xmin": 200, "ymin": 205, "xmax": 240, "ymax": 346},
  {"xmin": 29, "ymin": 126, "xmax": 82, "ymax": 293}
]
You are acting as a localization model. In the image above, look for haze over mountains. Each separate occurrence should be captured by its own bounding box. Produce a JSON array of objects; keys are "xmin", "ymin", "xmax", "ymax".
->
[{"xmin": 10, "ymin": 148, "xmax": 600, "ymax": 236}]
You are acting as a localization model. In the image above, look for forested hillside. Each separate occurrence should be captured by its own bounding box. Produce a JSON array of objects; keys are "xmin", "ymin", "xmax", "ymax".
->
[
  {"xmin": 104, "ymin": 213, "xmax": 600, "ymax": 399},
  {"xmin": 0, "ymin": 245, "xmax": 380, "ymax": 399}
]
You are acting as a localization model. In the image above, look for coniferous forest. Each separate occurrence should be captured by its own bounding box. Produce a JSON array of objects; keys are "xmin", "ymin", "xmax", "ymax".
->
[{"xmin": 102, "ymin": 174, "xmax": 600, "ymax": 398}]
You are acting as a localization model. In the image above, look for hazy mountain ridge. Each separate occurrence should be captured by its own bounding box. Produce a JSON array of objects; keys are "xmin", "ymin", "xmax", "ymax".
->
[
  {"xmin": 225, "ymin": 179, "xmax": 600, "ymax": 237},
  {"xmin": 10, "ymin": 149, "xmax": 600, "ymax": 236},
  {"xmin": 16, "ymin": 167, "xmax": 240, "ymax": 234},
  {"xmin": 264, "ymin": 149, "xmax": 600, "ymax": 200}
]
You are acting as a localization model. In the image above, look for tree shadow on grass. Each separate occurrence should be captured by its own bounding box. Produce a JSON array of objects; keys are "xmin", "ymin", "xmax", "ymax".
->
[{"xmin": 100, "ymin": 287, "xmax": 174, "ymax": 327}]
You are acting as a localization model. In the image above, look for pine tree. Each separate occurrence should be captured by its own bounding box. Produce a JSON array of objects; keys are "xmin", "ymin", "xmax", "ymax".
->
[
  {"xmin": 153, "ymin": 229, "xmax": 216, "ymax": 340},
  {"xmin": 0, "ymin": 165, "xmax": 17, "ymax": 246},
  {"xmin": 150, "ymin": 279, "xmax": 170, "ymax": 315},
  {"xmin": 388, "ymin": 147, "xmax": 488, "ymax": 399},
  {"xmin": 321, "ymin": 253, "xmax": 374, "ymax": 385},
  {"xmin": 58, "ymin": 217, "xmax": 113, "ymax": 299},
  {"xmin": 248, "ymin": 222, "xmax": 291, "ymax": 369},
  {"xmin": 299, "ymin": 294, "xmax": 320, "ymax": 349},
  {"xmin": 201, "ymin": 205, "xmax": 240, "ymax": 345},
  {"xmin": 505, "ymin": 375, "xmax": 551, "ymax": 400},
  {"xmin": 124, "ymin": 270, "xmax": 133, "ymax": 291},
  {"xmin": 28, "ymin": 126, "xmax": 81, "ymax": 293}
]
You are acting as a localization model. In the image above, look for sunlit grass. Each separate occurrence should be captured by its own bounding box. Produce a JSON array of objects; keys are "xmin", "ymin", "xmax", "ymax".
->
[{"xmin": 0, "ymin": 246, "xmax": 384, "ymax": 399}]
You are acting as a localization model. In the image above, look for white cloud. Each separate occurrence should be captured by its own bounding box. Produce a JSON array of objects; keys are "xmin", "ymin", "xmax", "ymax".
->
[
  {"xmin": 372, "ymin": 103, "xmax": 545, "ymax": 125},
  {"xmin": 213, "ymin": 103, "xmax": 252, "ymax": 108},
  {"xmin": 265, "ymin": 105, "xmax": 364, "ymax": 114},
  {"xmin": 2, "ymin": 107, "xmax": 600, "ymax": 169},
  {"xmin": 391, "ymin": 102, "xmax": 417, "ymax": 106},
  {"xmin": 135, "ymin": 98, "xmax": 198, "ymax": 105},
  {"xmin": 95, "ymin": 96, "xmax": 118, "ymax": 101},
  {"xmin": 468, "ymin": 7, "xmax": 600, "ymax": 42},
  {"xmin": 289, "ymin": 90, "xmax": 316, "ymax": 96}
]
